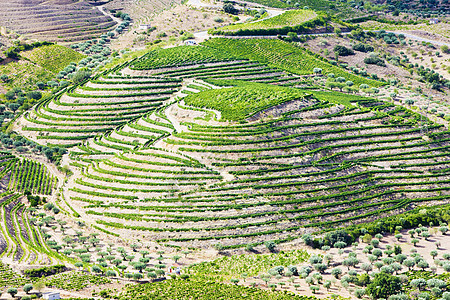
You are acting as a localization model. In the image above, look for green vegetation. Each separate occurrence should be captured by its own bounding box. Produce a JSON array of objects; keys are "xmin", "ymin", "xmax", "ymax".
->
[
  {"xmin": 214, "ymin": 9, "xmax": 321, "ymax": 34},
  {"xmin": 131, "ymin": 46, "xmax": 237, "ymax": 70},
  {"xmin": 240, "ymin": 0, "xmax": 359, "ymax": 18},
  {"xmin": 202, "ymin": 39, "xmax": 384, "ymax": 87},
  {"xmin": 24, "ymin": 264, "xmax": 66, "ymax": 277},
  {"xmin": 119, "ymin": 278, "xmax": 317, "ymax": 299},
  {"xmin": 191, "ymin": 250, "xmax": 309, "ymax": 280},
  {"xmin": 0, "ymin": 62, "xmax": 54, "ymax": 90},
  {"xmin": 0, "ymin": 262, "xmax": 28, "ymax": 288},
  {"xmin": 184, "ymin": 81, "xmax": 305, "ymax": 120},
  {"xmin": 21, "ymin": 45, "xmax": 85, "ymax": 72},
  {"xmin": 0, "ymin": 10, "xmax": 448, "ymax": 300},
  {"xmin": 39, "ymin": 271, "xmax": 111, "ymax": 291}
]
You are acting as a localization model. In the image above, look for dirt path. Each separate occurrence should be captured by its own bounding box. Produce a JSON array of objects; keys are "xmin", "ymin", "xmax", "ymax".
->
[
  {"xmin": 98, "ymin": 5, "xmax": 121, "ymax": 29},
  {"xmin": 165, "ymin": 101, "xmax": 184, "ymax": 134}
]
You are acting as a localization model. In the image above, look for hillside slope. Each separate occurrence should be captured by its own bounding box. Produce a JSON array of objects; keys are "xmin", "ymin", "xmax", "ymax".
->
[
  {"xmin": 0, "ymin": 0, "xmax": 116, "ymax": 43},
  {"xmin": 15, "ymin": 44, "xmax": 450, "ymax": 251}
]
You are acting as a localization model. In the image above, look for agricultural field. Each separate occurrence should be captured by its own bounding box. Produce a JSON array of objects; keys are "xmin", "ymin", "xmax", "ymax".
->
[
  {"xmin": 0, "ymin": 0, "xmax": 116, "ymax": 43},
  {"xmin": 0, "ymin": 0, "xmax": 449, "ymax": 299},
  {"xmin": 215, "ymin": 9, "xmax": 319, "ymax": 33},
  {"xmin": 202, "ymin": 39, "xmax": 385, "ymax": 87},
  {"xmin": 183, "ymin": 81, "xmax": 306, "ymax": 120},
  {"xmin": 0, "ymin": 152, "xmax": 59, "ymax": 266}
]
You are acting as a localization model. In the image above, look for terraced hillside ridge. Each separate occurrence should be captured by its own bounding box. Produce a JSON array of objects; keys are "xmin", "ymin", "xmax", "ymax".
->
[
  {"xmin": 37, "ymin": 45, "xmax": 445, "ymax": 251},
  {"xmin": 0, "ymin": 0, "xmax": 116, "ymax": 43},
  {"xmin": 14, "ymin": 42, "xmax": 450, "ymax": 252},
  {"xmin": 131, "ymin": 40, "xmax": 384, "ymax": 87},
  {"xmin": 18, "ymin": 40, "xmax": 380, "ymax": 149},
  {"xmin": 19, "ymin": 70, "xmax": 182, "ymax": 148}
]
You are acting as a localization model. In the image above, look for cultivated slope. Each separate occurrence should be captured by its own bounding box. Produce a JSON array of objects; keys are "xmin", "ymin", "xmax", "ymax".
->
[
  {"xmin": 0, "ymin": 0, "xmax": 116, "ymax": 42},
  {"xmin": 16, "ymin": 43, "xmax": 450, "ymax": 250}
]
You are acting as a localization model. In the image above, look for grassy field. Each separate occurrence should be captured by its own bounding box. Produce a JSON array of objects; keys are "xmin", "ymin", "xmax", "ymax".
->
[
  {"xmin": 217, "ymin": 9, "xmax": 318, "ymax": 32},
  {"xmin": 21, "ymin": 45, "xmax": 86, "ymax": 72}
]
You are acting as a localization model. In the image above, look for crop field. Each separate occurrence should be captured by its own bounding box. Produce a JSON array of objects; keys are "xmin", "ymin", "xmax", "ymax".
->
[
  {"xmin": 119, "ymin": 278, "xmax": 318, "ymax": 299},
  {"xmin": 131, "ymin": 46, "xmax": 239, "ymax": 70},
  {"xmin": 183, "ymin": 81, "xmax": 306, "ymax": 120},
  {"xmin": 202, "ymin": 39, "xmax": 384, "ymax": 87},
  {"xmin": 69, "ymin": 84, "xmax": 450, "ymax": 249},
  {"xmin": 21, "ymin": 45, "xmax": 86, "ymax": 73},
  {"xmin": 241, "ymin": 0, "xmax": 360, "ymax": 18},
  {"xmin": 0, "ymin": 0, "xmax": 116, "ymax": 42},
  {"xmin": 0, "ymin": 261, "xmax": 27, "ymax": 288},
  {"xmin": 17, "ymin": 44, "xmax": 438, "ymax": 252},
  {"xmin": 20, "ymin": 71, "xmax": 182, "ymax": 147},
  {"xmin": 216, "ymin": 9, "xmax": 318, "ymax": 33},
  {"xmin": 2, "ymin": 6, "xmax": 449, "ymax": 296},
  {"xmin": 130, "ymin": 40, "xmax": 382, "ymax": 88},
  {"xmin": 0, "ymin": 152, "xmax": 59, "ymax": 265}
]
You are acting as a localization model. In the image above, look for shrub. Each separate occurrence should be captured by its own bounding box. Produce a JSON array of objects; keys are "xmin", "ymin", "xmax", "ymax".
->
[
  {"xmin": 72, "ymin": 70, "xmax": 91, "ymax": 84},
  {"xmin": 24, "ymin": 265, "xmax": 66, "ymax": 277},
  {"xmin": 0, "ymin": 74, "xmax": 9, "ymax": 82},
  {"xmin": 364, "ymin": 56, "xmax": 386, "ymax": 67},
  {"xmin": 23, "ymin": 284, "xmax": 33, "ymax": 294},
  {"xmin": 366, "ymin": 273, "xmax": 401, "ymax": 299},
  {"xmin": 334, "ymin": 45, "xmax": 354, "ymax": 56},
  {"xmin": 223, "ymin": 3, "xmax": 238, "ymax": 14},
  {"xmin": 7, "ymin": 288, "xmax": 17, "ymax": 298},
  {"xmin": 353, "ymin": 43, "xmax": 374, "ymax": 53},
  {"xmin": 26, "ymin": 91, "xmax": 42, "ymax": 100},
  {"xmin": 264, "ymin": 241, "xmax": 276, "ymax": 252}
]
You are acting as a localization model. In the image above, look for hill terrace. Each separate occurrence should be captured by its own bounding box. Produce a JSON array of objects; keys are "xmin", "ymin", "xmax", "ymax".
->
[{"xmin": 0, "ymin": 0, "xmax": 116, "ymax": 43}]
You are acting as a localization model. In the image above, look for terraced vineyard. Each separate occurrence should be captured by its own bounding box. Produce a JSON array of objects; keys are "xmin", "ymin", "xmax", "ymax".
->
[
  {"xmin": 210, "ymin": 9, "xmax": 327, "ymax": 36},
  {"xmin": 20, "ymin": 71, "xmax": 182, "ymax": 148},
  {"xmin": 212, "ymin": 9, "xmax": 321, "ymax": 35},
  {"xmin": 10, "ymin": 43, "xmax": 438, "ymax": 251},
  {"xmin": 0, "ymin": 152, "xmax": 59, "ymax": 265},
  {"xmin": 0, "ymin": 0, "xmax": 116, "ymax": 43}
]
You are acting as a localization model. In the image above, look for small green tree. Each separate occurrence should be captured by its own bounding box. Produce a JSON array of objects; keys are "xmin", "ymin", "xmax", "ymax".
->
[
  {"xmin": 7, "ymin": 288, "xmax": 18, "ymax": 298},
  {"xmin": 92, "ymin": 265, "xmax": 102, "ymax": 274},
  {"xmin": 265, "ymin": 241, "xmax": 276, "ymax": 253},
  {"xmin": 23, "ymin": 284, "xmax": 33, "ymax": 294}
]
